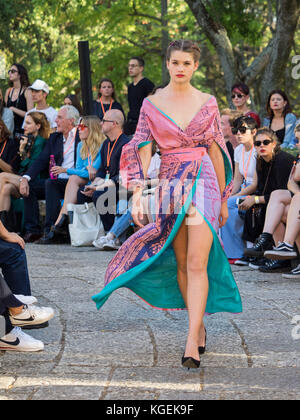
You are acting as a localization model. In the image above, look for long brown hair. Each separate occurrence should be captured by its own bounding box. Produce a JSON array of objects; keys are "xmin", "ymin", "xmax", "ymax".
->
[
  {"xmin": 80, "ymin": 116, "xmax": 105, "ymax": 161},
  {"xmin": 0, "ymin": 118, "xmax": 11, "ymax": 140},
  {"xmin": 266, "ymin": 90, "xmax": 293, "ymax": 119},
  {"xmin": 26, "ymin": 112, "xmax": 51, "ymax": 139}
]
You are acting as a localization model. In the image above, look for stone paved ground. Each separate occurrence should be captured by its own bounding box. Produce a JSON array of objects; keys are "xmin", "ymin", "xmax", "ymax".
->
[{"xmin": 0, "ymin": 243, "xmax": 300, "ymax": 400}]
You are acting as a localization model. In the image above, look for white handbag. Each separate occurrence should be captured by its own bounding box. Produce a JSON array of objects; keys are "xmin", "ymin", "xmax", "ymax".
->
[{"xmin": 67, "ymin": 202, "xmax": 104, "ymax": 247}]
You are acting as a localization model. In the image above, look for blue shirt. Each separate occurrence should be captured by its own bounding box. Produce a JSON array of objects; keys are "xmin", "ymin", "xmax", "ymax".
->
[{"xmin": 67, "ymin": 142, "xmax": 102, "ymax": 179}]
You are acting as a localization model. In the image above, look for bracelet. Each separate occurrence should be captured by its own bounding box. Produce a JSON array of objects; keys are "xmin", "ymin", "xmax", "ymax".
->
[{"xmin": 255, "ymin": 196, "xmax": 260, "ymax": 204}]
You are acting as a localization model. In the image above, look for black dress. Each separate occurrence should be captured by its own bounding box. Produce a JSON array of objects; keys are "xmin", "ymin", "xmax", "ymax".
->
[
  {"xmin": 242, "ymin": 150, "xmax": 294, "ymax": 242},
  {"xmin": 6, "ymin": 88, "xmax": 28, "ymax": 134}
]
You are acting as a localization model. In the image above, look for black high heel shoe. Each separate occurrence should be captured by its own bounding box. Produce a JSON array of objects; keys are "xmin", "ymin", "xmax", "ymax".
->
[
  {"xmin": 181, "ymin": 355, "xmax": 200, "ymax": 369},
  {"xmin": 198, "ymin": 328, "xmax": 207, "ymax": 355}
]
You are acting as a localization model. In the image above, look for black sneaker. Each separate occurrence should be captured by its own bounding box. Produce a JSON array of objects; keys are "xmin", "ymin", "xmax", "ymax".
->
[
  {"xmin": 264, "ymin": 242, "xmax": 297, "ymax": 260},
  {"xmin": 282, "ymin": 264, "xmax": 300, "ymax": 279},
  {"xmin": 234, "ymin": 256, "xmax": 251, "ymax": 266},
  {"xmin": 244, "ymin": 233, "xmax": 274, "ymax": 258},
  {"xmin": 258, "ymin": 259, "xmax": 291, "ymax": 273},
  {"xmin": 249, "ymin": 257, "xmax": 268, "ymax": 270}
]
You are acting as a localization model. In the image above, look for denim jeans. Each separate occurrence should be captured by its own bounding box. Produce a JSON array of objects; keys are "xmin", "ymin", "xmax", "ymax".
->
[
  {"xmin": 0, "ymin": 239, "xmax": 31, "ymax": 296},
  {"xmin": 110, "ymin": 200, "xmax": 132, "ymax": 241}
]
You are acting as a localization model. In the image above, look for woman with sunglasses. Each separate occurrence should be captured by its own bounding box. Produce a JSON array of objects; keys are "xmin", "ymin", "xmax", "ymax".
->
[
  {"xmin": 92, "ymin": 78, "xmax": 124, "ymax": 122},
  {"xmin": 231, "ymin": 83, "xmax": 261, "ymax": 128},
  {"xmin": 220, "ymin": 116, "xmax": 258, "ymax": 262},
  {"xmin": 239, "ymin": 128, "xmax": 294, "ymax": 268},
  {"xmin": 4, "ymin": 64, "xmax": 33, "ymax": 134},
  {"xmin": 48, "ymin": 116, "xmax": 104, "ymax": 238},
  {"xmin": 263, "ymin": 90, "xmax": 297, "ymax": 149},
  {"xmin": 244, "ymin": 123, "xmax": 300, "ymax": 274}
]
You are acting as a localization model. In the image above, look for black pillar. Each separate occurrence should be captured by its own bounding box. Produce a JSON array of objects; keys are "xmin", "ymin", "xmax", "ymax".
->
[{"xmin": 78, "ymin": 41, "xmax": 93, "ymax": 116}]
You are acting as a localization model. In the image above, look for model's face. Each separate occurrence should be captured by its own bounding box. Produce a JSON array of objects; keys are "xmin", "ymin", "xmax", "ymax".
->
[
  {"xmin": 23, "ymin": 115, "xmax": 39, "ymax": 136},
  {"xmin": 167, "ymin": 51, "xmax": 198, "ymax": 84},
  {"xmin": 221, "ymin": 115, "xmax": 232, "ymax": 139},
  {"xmin": 99, "ymin": 82, "xmax": 114, "ymax": 98},
  {"xmin": 254, "ymin": 134, "xmax": 275, "ymax": 159},
  {"xmin": 231, "ymin": 89, "xmax": 248, "ymax": 108},
  {"xmin": 269, "ymin": 94, "xmax": 287, "ymax": 113},
  {"xmin": 128, "ymin": 60, "xmax": 143, "ymax": 77}
]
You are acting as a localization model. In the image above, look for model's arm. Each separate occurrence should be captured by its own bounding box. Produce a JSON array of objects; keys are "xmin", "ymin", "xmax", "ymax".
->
[
  {"xmin": 231, "ymin": 163, "xmax": 243, "ymax": 196},
  {"xmin": 208, "ymin": 141, "xmax": 228, "ymax": 227}
]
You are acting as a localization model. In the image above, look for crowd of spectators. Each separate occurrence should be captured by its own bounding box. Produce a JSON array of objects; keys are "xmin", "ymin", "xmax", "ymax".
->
[{"xmin": 0, "ymin": 57, "xmax": 300, "ymax": 352}]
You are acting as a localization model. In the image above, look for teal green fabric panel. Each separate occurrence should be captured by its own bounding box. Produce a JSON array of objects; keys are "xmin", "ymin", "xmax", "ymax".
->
[{"xmin": 138, "ymin": 141, "xmax": 152, "ymax": 149}]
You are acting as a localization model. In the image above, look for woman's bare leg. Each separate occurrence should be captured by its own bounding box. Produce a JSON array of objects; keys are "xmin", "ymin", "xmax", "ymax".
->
[
  {"xmin": 0, "ymin": 174, "xmax": 21, "ymax": 211},
  {"xmin": 284, "ymin": 194, "xmax": 300, "ymax": 245},
  {"xmin": 263, "ymin": 190, "xmax": 292, "ymax": 234},
  {"xmin": 184, "ymin": 207, "xmax": 212, "ymax": 361},
  {"xmin": 54, "ymin": 175, "xmax": 87, "ymax": 225}
]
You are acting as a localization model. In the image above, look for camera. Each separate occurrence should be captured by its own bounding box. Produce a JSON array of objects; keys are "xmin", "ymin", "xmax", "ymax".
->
[{"xmin": 15, "ymin": 133, "xmax": 35, "ymax": 153}]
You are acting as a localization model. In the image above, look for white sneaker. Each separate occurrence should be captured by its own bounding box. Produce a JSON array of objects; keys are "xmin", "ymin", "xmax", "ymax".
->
[
  {"xmin": 0, "ymin": 327, "xmax": 44, "ymax": 352},
  {"xmin": 9, "ymin": 305, "xmax": 55, "ymax": 328},
  {"xmin": 93, "ymin": 236, "xmax": 108, "ymax": 250},
  {"xmin": 103, "ymin": 238, "xmax": 121, "ymax": 251},
  {"xmin": 14, "ymin": 295, "xmax": 38, "ymax": 306}
]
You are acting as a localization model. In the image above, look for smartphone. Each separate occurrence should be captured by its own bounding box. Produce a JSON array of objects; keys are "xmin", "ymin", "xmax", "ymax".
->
[{"xmin": 236, "ymin": 198, "xmax": 245, "ymax": 205}]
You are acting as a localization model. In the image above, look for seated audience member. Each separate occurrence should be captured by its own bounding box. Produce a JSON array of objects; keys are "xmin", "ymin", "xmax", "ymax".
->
[
  {"xmin": 0, "ymin": 118, "xmax": 19, "ymax": 175},
  {"xmin": 240, "ymin": 128, "xmax": 294, "ymax": 269},
  {"xmin": 0, "ymin": 88, "xmax": 14, "ymax": 133},
  {"xmin": 79, "ymin": 109, "xmax": 130, "ymax": 233},
  {"xmin": 263, "ymin": 90, "xmax": 297, "ymax": 149},
  {"xmin": 220, "ymin": 108, "xmax": 242, "ymax": 150},
  {"xmin": 92, "ymin": 78, "xmax": 124, "ymax": 122},
  {"xmin": 231, "ymin": 83, "xmax": 261, "ymax": 128},
  {"xmin": 220, "ymin": 116, "xmax": 258, "ymax": 261},
  {"xmin": 244, "ymin": 123, "xmax": 300, "ymax": 275},
  {"xmin": 0, "ymin": 112, "xmax": 50, "ymax": 231},
  {"xmin": 64, "ymin": 94, "xmax": 83, "ymax": 116},
  {"xmin": 19, "ymin": 105, "xmax": 80, "ymax": 243},
  {"xmin": 23, "ymin": 80, "xmax": 57, "ymax": 131},
  {"xmin": 93, "ymin": 145, "xmax": 161, "ymax": 250},
  {"xmin": 0, "ymin": 220, "xmax": 54, "ymax": 337},
  {"xmin": 46, "ymin": 116, "xmax": 104, "ymax": 242},
  {"xmin": 5, "ymin": 63, "xmax": 33, "ymax": 134}
]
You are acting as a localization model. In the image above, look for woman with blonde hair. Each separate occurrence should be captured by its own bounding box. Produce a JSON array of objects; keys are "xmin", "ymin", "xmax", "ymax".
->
[
  {"xmin": 49, "ymin": 115, "xmax": 104, "ymax": 238},
  {"xmin": 0, "ymin": 111, "xmax": 50, "ymax": 229}
]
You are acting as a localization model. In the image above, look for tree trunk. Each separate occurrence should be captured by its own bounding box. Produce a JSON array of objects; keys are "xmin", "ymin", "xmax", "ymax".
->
[
  {"xmin": 185, "ymin": 0, "xmax": 300, "ymax": 112},
  {"xmin": 161, "ymin": 0, "xmax": 169, "ymax": 85}
]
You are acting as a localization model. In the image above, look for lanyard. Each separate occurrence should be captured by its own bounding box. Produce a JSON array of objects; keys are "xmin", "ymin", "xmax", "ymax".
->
[
  {"xmin": 242, "ymin": 145, "xmax": 254, "ymax": 182},
  {"xmin": 100, "ymin": 98, "xmax": 113, "ymax": 116},
  {"xmin": 105, "ymin": 134, "xmax": 122, "ymax": 176},
  {"xmin": 63, "ymin": 129, "xmax": 76, "ymax": 156},
  {"xmin": 0, "ymin": 140, "xmax": 7, "ymax": 159}
]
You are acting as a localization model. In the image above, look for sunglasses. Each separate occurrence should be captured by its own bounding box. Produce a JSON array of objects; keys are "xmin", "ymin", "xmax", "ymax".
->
[
  {"xmin": 8, "ymin": 69, "xmax": 18, "ymax": 74},
  {"xmin": 254, "ymin": 139, "xmax": 273, "ymax": 147},
  {"xmin": 231, "ymin": 126, "xmax": 251, "ymax": 135},
  {"xmin": 231, "ymin": 93, "xmax": 244, "ymax": 99},
  {"xmin": 78, "ymin": 123, "xmax": 88, "ymax": 130},
  {"xmin": 101, "ymin": 119, "xmax": 116, "ymax": 123}
]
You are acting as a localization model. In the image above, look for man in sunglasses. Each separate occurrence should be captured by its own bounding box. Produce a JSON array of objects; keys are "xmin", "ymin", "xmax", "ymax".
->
[
  {"xmin": 231, "ymin": 83, "xmax": 261, "ymax": 128},
  {"xmin": 19, "ymin": 105, "xmax": 80, "ymax": 244}
]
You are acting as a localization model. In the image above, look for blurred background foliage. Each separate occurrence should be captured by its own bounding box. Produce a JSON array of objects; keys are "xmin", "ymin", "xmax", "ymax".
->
[{"xmin": 0, "ymin": 0, "xmax": 299, "ymax": 117}]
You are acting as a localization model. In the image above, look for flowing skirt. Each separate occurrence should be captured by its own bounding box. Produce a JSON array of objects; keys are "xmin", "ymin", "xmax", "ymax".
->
[{"xmin": 92, "ymin": 147, "xmax": 242, "ymax": 314}]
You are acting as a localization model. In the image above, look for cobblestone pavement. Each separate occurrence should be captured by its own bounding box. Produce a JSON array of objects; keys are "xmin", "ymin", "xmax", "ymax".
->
[{"xmin": 0, "ymin": 244, "xmax": 300, "ymax": 400}]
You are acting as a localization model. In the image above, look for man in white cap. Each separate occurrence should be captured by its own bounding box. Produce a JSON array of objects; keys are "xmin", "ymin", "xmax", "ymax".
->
[{"xmin": 22, "ymin": 79, "xmax": 57, "ymax": 131}]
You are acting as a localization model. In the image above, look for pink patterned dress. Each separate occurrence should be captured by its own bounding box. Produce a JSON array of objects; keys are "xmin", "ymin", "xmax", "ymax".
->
[{"xmin": 92, "ymin": 96, "xmax": 242, "ymax": 314}]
